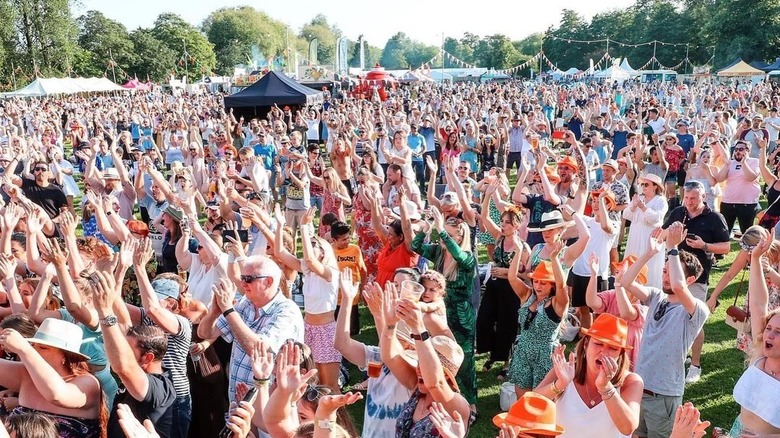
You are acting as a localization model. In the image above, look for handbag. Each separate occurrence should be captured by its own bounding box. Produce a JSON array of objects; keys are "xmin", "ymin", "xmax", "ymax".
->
[
  {"xmin": 499, "ymin": 382, "xmax": 517, "ymax": 411},
  {"xmin": 725, "ymin": 269, "xmax": 750, "ymax": 333},
  {"xmin": 558, "ymin": 308, "xmax": 581, "ymax": 343}
]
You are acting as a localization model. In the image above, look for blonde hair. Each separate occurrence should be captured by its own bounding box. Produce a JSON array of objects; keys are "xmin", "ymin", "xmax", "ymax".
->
[{"xmin": 441, "ymin": 221, "xmax": 472, "ymax": 281}]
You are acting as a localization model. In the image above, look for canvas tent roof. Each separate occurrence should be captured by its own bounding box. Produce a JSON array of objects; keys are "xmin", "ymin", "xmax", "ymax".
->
[
  {"xmin": 3, "ymin": 77, "xmax": 123, "ymax": 97},
  {"xmin": 619, "ymin": 59, "xmax": 637, "ymax": 74},
  {"xmin": 224, "ymin": 70, "xmax": 323, "ymax": 108},
  {"xmin": 717, "ymin": 59, "xmax": 766, "ymax": 77},
  {"xmin": 122, "ymin": 79, "xmax": 151, "ymax": 90},
  {"xmin": 593, "ymin": 66, "xmax": 632, "ymax": 81}
]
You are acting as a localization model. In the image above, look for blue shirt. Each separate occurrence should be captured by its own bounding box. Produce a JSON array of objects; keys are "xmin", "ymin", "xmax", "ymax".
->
[
  {"xmin": 253, "ymin": 143, "xmax": 278, "ymax": 171},
  {"xmin": 677, "ymin": 133, "xmax": 695, "ymax": 154},
  {"xmin": 407, "ymin": 133, "xmax": 426, "ymax": 161},
  {"xmin": 217, "ymin": 293, "xmax": 304, "ymax": 400}
]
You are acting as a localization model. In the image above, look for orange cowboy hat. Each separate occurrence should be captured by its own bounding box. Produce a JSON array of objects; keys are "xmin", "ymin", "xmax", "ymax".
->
[
  {"xmin": 493, "ymin": 392, "xmax": 564, "ymax": 435},
  {"xmin": 580, "ymin": 313, "xmax": 633, "ymax": 350},
  {"xmin": 557, "ymin": 156, "xmax": 579, "ymax": 172},
  {"xmin": 544, "ymin": 166, "xmax": 560, "ymax": 184},
  {"xmin": 528, "ymin": 261, "xmax": 555, "ymax": 283},
  {"xmin": 589, "ymin": 187, "xmax": 617, "ymax": 210},
  {"xmin": 611, "ymin": 255, "xmax": 648, "ymax": 285}
]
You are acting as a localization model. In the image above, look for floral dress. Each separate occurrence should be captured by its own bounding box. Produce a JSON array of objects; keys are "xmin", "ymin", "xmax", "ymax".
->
[
  {"xmin": 11, "ymin": 406, "xmax": 99, "ymax": 438},
  {"xmin": 353, "ymin": 190, "xmax": 382, "ymax": 283},
  {"xmin": 319, "ymin": 189, "xmax": 344, "ymax": 238}
]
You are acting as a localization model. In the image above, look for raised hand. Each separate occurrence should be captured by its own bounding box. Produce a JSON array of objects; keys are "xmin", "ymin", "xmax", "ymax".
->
[
  {"xmin": 0, "ymin": 329, "xmax": 27, "ymax": 356},
  {"xmin": 89, "ymin": 270, "xmax": 117, "ymax": 315},
  {"xmin": 40, "ymin": 238, "xmax": 69, "ymax": 267},
  {"xmin": 381, "ymin": 282, "xmax": 400, "ymax": 326},
  {"xmin": 117, "ymin": 403, "xmax": 160, "ymax": 438},
  {"xmin": 648, "ymin": 227, "xmax": 665, "ymax": 254},
  {"xmin": 588, "ymin": 253, "xmax": 600, "ymax": 275},
  {"xmin": 426, "ymin": 155, "xmax": 438, "ymax": 175},
  {"xmin": 251, "ymin": 345, "xmax": 275, "ymax": 381},
  {"xmin": 339, "ymin": 268, "xmax": 358, "ymax": 305},
  {"xmin": 315, "ymin": 392, "xmax": 364, "ymax": 417},
  {"xmin": 274, "ymin": 341, "xmax": 318, "ymax": 397},
  {"xmin": 0, "ymin": 254, "xmax": 16, "ymax": 281},
  {"xmin": 395, "ymin": 298, "xmax": 424, "ymax": 334},
  {"xmin": 212, "ymin": 278, "xmax": 236, "ymax": 312},
  {"xmin": 551, "ymin": 344, "xmax": 575, "ymax": 390},
  {"xmin": 362, "ymin": 282, "xmax": 383, "ymax": 321},
  {"xmin": 59, "ymin": 210, "xmax": 78, "ymax": 235},
  {"xmin": 132, "ymin": 237, "xmax": 153, "ymax": 267},
  {"xmin": 429, "ymin": 402, "xmax": 466, "ymax": 438}
]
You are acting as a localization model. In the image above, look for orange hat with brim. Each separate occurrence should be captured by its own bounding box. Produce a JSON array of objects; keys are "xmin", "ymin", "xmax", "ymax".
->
[
  {"xmin": 493, "ymin": 392, "xmax": 564, "ymax": 435},
  {"xmin": 590, "ymin": 189, "xmax": 617, "ymax": 210},
  {"xmin": 580, "ymin": 313, "xmax": 632, "ymax": 350},
  {"xmin": 544, "ymin": 166, "xmax": 560, "ymax": 183},
  {"xmin": 528, "ymin": 261, "xmax": 555, "ymax": 283},
  {"xmin": 611, "ymin": 255, "xmax": 648, "ymax": 285},
  {"xmin": 558, "ymin": 156, "xmax": 579, "ymax": 172}
]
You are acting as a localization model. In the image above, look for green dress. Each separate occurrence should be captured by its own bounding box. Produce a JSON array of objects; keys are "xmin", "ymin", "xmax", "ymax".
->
[{"xmin": 412, "ymin": 230, "xmax": 478, "ymax": 404}]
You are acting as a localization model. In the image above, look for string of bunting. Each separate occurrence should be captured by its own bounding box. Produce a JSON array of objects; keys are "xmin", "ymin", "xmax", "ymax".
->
[
  {"xmin": 656, "ymin": 57, "xmax": 687, "ymax": 71},
  {"xmin": 496, "ymin": 52, "xmax": 543, "ymax": 75},
  {"xmin": 546, "ymin": 35, "xmax": 714, "ymax": 50}
]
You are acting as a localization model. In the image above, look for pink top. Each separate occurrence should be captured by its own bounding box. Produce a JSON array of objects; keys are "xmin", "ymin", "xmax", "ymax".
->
[
  {"xmin": 593, "ymin": 290, "xmax": 647, "ymax": 370},
  {"xmin": 722, "ymin": 158, "xmax": 760, "ymax": 204}
]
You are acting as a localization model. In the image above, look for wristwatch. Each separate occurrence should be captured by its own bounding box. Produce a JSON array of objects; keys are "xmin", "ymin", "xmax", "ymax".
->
[
  {"xmin": 100, "ymin": 315, "xmax": 118, "ymax": 327},
  {"xmin": 667, "ymin": 248, "xmax": 679, "ymax": 256},
  {"xmin": 411, "ymin": 331, "xmax": 431, "ymax": 341},
  {"xmin": 316, "ymin": 419, "xmax": 334, "ymax": 430}
]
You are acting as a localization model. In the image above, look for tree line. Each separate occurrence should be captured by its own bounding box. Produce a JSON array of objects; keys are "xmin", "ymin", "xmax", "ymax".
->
[{"xmin": 0, "ymin": 0, "xmax": 777, "ymax": 90}]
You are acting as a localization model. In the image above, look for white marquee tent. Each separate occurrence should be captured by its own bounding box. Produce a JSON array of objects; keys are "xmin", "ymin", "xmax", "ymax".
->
[{"xmin": 2, "ymin": 77, "xmax": 124, "ymax": 97}]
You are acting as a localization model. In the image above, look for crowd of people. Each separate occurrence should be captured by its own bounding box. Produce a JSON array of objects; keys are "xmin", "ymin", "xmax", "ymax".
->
[{"xmin": 0, "ymin": 76, "xmax": 777, "ymax": 438}]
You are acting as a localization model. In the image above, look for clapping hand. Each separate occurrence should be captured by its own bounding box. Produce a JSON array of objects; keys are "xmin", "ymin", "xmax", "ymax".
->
[
  {"xmin": 648, "ymin": 227, "xmax": 666, "ymax": 254},
  {"xmin": 669, "ymin": 402, "xmax": 710, "ymax": 438},
  {"xmin": 212, "ymin": 278, "xmax": 236, "ymax": 313},
  {"xmin": 551, "ymin": 344, "xmax": 575, "ymax": 391}
]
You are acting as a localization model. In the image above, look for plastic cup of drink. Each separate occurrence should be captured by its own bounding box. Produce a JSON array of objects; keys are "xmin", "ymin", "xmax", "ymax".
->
[
  {"xmin": 367, "ymin": 361, "xmax": 382, "ymax": 378},
  {"xmin": 400, "ymin": 280, "xmax": 425, "ymax": 301},
  {"xmin": 531, "ymin": 136, "xmax": 539, "ymax": 149}
]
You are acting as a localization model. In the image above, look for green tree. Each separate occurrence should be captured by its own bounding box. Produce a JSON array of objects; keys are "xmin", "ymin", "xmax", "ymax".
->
[
  {"xmin": 75, "ymin": 10, "xmax": 135, "ymax": 78},
  {"xmin": 543, "ymin": 9, "xmax": 589, "ymax": 69},
  {"xmin": 152, "ymin": 13, "xmax": 216, "ymax": 76},
  {"xmin": 380, "ymin": 32, "xmax": 412, "ymax": 69},
  {"xmin": 701, "ymin": 0, "xmax": 780, "ymax": 66},
  {"xmin": 127, "ymin": 28, "xmax": 177, "ymax": 82},
  {"xmin": 1, "ymin": 0, "xmax": 79, "ymax": 76},
  {"xmin": 514, "ymin": 33, "xmax": 543, "ymax": 56},
  {"xmin": 348, "ymin": 35, "xmax": 381, "ymax": 68},
  {"xmin": 475, "ymin": 34, "xmax": 522, "ymax": 69},
  {"xmin": 299, "ymin": 14, "xmax": 341, "ymax": 65},
  {"xmin": 202, "ymin": 6, "xmax": 287, "ymax": 75}
]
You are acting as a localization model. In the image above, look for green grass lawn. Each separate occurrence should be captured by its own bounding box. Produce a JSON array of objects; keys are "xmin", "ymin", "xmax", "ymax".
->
[{"xmin": 342, "ymin": 242, "xmax": 746, "ymax": 438}]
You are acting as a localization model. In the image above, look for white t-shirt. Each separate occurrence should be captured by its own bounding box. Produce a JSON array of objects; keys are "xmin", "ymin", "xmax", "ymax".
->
[
  {"xmin": 301, "ymin": 259, "xmax": 338, "ymax": 315},
  {"xmin": 306, "ymin": 120, "xmax": 320, "ymax": 141},
  {"xmin": 648, "ymin": 117, "xmax": 666, "ymax": 135},
  {"xmin": 765, "ymin": 116, "xmax": 780, "ymax": 141},
  {"xmin": 572, "ymin": 216, "xmax": 618, "ymax": 276},
  {"xmin": 188, "ymin": 252, "xmax": 229, "ymax": 304},
  {"xmin": 361, "ymin": 345, "xmax": 413, "ymax": 438}
]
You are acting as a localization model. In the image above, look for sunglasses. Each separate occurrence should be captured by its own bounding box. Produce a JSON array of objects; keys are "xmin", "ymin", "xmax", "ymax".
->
[
  {"xmin": 240, "ymin": 274, "xmax": 270, "ymax": 284},
  {"xmin": 735, "ymin": 147, "xmax": 748, "ymax": 151},
  {"xmin": 654, "ymin": 300, "xmax": 670, "ymax": 321},
  {"xmin": 640, "ymin": 182, "xmax": 651, "ymax": 187},
  {"xmin": 305, "ymin": 385, "xmax": 330, "ymax": 402}
]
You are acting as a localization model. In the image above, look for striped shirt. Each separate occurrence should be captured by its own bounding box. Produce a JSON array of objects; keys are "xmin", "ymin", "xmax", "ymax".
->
[
  {"xmin": 140, "ymin": 309, "xmax": 192, "ymax": 397},
  {"xmin": 217, "ymin": 292, "xmax": 304, "ymax": 401}
]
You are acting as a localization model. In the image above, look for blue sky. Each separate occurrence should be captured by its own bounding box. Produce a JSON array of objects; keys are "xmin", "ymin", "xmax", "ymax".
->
[{"xmin": 77, "ymin": 0, "xmax": 636, "ymax": 47}]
